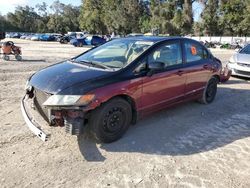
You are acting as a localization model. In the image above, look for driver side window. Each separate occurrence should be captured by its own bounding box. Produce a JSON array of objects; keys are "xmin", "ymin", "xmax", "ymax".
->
[{"xmin": 148, "ymin": 41, "xmax": 182, "ymax": 67}]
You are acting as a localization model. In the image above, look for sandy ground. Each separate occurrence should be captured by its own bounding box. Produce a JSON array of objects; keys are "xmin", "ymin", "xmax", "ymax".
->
[{"xmin": 0, "ymin": 39, "xmax": 250, "ymax": 188}]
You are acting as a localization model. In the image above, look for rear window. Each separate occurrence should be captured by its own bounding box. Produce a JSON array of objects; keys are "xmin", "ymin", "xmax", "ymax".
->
[{"xmin": 184, "ymin": 41, "xmax": 208, "ymax": 63}]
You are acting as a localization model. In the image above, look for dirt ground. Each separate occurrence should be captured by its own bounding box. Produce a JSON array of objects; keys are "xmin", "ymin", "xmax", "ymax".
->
[{"xmin": 0, "ymin": 39, "xmax": 250, "ymax": 188}]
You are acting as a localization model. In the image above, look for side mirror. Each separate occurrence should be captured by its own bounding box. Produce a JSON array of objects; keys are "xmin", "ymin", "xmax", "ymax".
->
[{"xmin": 147, "ymin": 61, "xmax": 165, "ymax": 76}]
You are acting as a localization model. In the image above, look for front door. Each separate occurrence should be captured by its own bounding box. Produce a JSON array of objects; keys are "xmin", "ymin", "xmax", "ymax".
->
[{"xmin": 140, "ymin": 40, "xmax": 186, "ymax": 115}]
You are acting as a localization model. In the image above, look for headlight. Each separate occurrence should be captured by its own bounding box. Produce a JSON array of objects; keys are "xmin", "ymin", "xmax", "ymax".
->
[
  {"xmin": 43, "ymin": 94, "xmax": 95, "ymax": 107},
  {"xmin": 228, "ymin": 56, "xmax": 236, "ymax": 64},
  {"xmin": 25, "ymin": 80, "xmax": 30, "ymax": 89},
  {"xmin": 25, "ymin": 80, "xmax": 33, "ymax": 92}
]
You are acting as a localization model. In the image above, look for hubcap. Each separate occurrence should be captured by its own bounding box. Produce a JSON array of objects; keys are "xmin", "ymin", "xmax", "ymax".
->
[{"xmin": 103, "ymin": 107, "xmax": 124, "ymax": 133}]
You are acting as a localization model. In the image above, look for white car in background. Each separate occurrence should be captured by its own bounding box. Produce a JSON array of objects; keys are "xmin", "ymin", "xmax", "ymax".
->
[{"xmin": 228, "ymin": 44, "xmax": 250, "ymax": 78}]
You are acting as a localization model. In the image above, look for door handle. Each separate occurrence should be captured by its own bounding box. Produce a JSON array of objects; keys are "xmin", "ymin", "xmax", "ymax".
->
[
  {"xmin": 176, "ymin": 70, "xmax": 184, "ymax": 76},
  {"xmin": 203, "ymin": 64, "xmax": 209, "ymax": 69}
]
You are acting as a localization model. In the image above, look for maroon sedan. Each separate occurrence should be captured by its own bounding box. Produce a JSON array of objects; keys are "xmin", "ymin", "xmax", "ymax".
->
[{"xmin": 21, "ymin": 37, "xmax": 228, "ymax": 143}]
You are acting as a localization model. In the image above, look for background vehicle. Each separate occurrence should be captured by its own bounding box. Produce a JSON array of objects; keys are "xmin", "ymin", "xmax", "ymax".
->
[
  {"xmin": 20, "ymin": 34, "xmax": 28, "ymax": 39},
  {"xmin": 22, "ymin": 37, "xmax": 225, "ymax": 143},
  {"xmin": 31, "ymin": 34, "xmax": 41, "ymax": 41},
  {"xmin": 70, "ymin": 36, "xmax": 106, "ymax": 47},
  {"xmin": 39, "ymin": 34, "xmax": 56, "ymax": 41},
  {"xmin": 227, "ymin": 44, "xmax": 250, "ymax": 78},
  {"xmin": 59, "ymin": 35, "xmax": 76, "ymax": 44},
  {"xmin": 204, "ymin": 41, "xmax": 216, "ymax": 48},
  {"xmin": 127, "ymin": 33, "xmax": 144, "ymax": 37},
  {"xmin": 0, "ymin": 32, "xmax": 5, "ymax": 40}
]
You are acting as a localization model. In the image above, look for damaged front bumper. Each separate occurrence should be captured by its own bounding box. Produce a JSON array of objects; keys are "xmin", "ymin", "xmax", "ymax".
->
[
  {"xmin": 21, "ymin": 94, "xmax": 87, "ymax": 142},
  {"xmin": 21, "ymin": 95, "xmax": 48, "ymax": 141}
]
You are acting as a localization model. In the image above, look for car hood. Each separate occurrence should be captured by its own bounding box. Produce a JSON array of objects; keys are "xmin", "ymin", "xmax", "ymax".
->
[
  {"xmin": 29, "ymin": 61, "xmax": 111, "ymax": 94},
  {"xmin": 235, "ymin": 53, "xmax": 250, "ymax": 64}
]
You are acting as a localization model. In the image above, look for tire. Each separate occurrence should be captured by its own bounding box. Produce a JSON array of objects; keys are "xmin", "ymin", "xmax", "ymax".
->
[
  {"xmin": 89, "ymin": 98, "xmax": 132, "ymax": 143},
  {"xmin": 3, "ymin": 55, "xmax": 10, "ymax": 61},
  {"xmin": 199, "ymin": 77, "xmax": 218, "ymax": 104},
  {"xmin": 15, "ymin": 55, "xmax": 22, "ymax": 61},
  {"xmin": 78, "ymin": 42, "xmax": 83, "ymax": 47}
]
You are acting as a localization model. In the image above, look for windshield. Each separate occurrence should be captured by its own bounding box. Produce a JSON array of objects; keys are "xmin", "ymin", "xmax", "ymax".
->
[
  {"xmin": 74, "ymin": 39, "xmax": 154, "ymax": 69},
  {"xmin": 240, "ymin": 44, "xmax": 250, "ymax": 54}
]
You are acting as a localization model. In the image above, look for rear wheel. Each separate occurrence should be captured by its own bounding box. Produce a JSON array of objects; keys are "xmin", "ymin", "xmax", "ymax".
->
[
  {"xmin": 89, "ymin": 98, "xmax": 132, "ymax": 143},
  {"xmin": 199, "ymin": 77, "xmax": 218, "ymax": 104},
  {"xmin": 15, "ymin": 55, "xmax": 22, "ymax": 61}
]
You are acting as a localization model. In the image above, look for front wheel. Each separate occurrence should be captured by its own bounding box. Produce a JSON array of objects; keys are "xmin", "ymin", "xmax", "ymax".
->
[
  {"xmin": 3, "ymin": 55, "xmax": 10, "ymax": 61},
  {"xmin": 89, "ymin": 98, "xmax": 132, "ymax": 143},
  {"xmin": 78, "ymin": 42, "xmax": 83, "ymax": 47},
  {"xmin": 199, "ymin": 77, "xmax": 218, "ymax": 104}
]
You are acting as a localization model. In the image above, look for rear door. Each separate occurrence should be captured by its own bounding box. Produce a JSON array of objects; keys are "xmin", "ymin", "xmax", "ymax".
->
[
  {"xmin": 140, "ymin": 40, "xmax": 187, "ymax": 114},
  {"xmin": 182, "ymin": 40, "xmax": 213, "ymax": 97}
]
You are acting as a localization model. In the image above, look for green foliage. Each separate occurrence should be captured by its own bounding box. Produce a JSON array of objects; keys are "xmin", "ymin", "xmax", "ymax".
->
[
  {"xmin": 47, "ymin": 1, "xmax": 80, "ymax": 33},
  {"xmin": 6, "ymin": 6, "xmax": 41, "ymax": 32},
  {"xmin": 219, "ymin": 0, "xmax": 246, "ymax": 35},
  {"xmin": 79, "ymin": 0, "xmax": 106, "ymax": 34},
  {"xmin": 240, "ymin": 0, "xmax": 250, "ymax": 36},
  {"xmin": 1, "ymin": 1, "xmax": 80, "ymax": 33},
  {"xmin": 1, "ymin": 0, "xmax": 250, "ymax": 36},
  {"xmin": 0, "ymin": 14, "xmax": 18, "ymax": 32},
  {"xmin": 200, "ymin": 0, "xmax": 220, "ymax": 36},
  {"xmin": 150, "ymin": 0, "xmax": 194, "ymax": 35},
  {"xmin": 79, "ymin": 0, "xmax": 146, "ymax": 34}
]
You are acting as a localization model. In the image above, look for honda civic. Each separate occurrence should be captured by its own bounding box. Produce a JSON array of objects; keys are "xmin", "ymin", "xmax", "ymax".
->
[{"xmin": 21, "ymin": 37, "xmax": 229, "ymax": 143}]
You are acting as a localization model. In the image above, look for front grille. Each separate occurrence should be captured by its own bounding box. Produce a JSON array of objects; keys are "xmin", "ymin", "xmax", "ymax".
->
[
  {"xmin": 237, "ymin": 63, "xmax": 250, "ymax": 68},
  {"xmin": 34, "ymin": 88, "xmax": 52, "ymax": 122},
  {"xmin": 234, "ymin": 69, "xmax": 250, "ymax": 76}
]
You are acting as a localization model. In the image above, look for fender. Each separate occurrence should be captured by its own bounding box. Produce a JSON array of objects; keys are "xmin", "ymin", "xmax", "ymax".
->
[{"xmin": 84, "ymin": 78, "xmax": 143, "ymax": 112}]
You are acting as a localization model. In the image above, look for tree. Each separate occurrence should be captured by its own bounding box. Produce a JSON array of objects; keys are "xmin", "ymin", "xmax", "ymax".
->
[
  {"xmin": 240, "ymin": 0, "xmax": 250, "ymax": 36},
  {"xmin": 200, "ymin": 0, "xmax": 220, "ymax": 36},
  {"xmin": 219, "ymin": 0, "xmax": 246, "ymax": 36},
  {"xmin": 47, "ymin": 1, "xmax": 80, "ymax": 33},
  {"xmin": 182, "ymin": 0, "xmax": 194, "ymax": 34},
  {"xmin": 0, "ymin": 14, "xmax": 18, "ymax": 32},
  {"xmin": 102, "ymin": 0, "xmax": 145, "ymax": 34},
  {"xmin": 35, "ymin": 2, "xmax": 49, "ymax": 33},
  {"xmin": 7, "ymin": 6, "xmax": 40, "ymax": 32},
  {"xmin": 79, "ymin": 0, "xmax": 107, "ymax": 34},
  {"xmin": 150, "ymin": 0, "xmax": 176, "ymax": 35},
  {"xmin": 139, "ymin": 0, "xmax": 151, "ymax": 33}
]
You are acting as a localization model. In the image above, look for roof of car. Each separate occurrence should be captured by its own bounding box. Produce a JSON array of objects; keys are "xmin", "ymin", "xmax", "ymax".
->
[{"xmin": 123, "ymin": 36, "xmax": 183, "ymax": 42}]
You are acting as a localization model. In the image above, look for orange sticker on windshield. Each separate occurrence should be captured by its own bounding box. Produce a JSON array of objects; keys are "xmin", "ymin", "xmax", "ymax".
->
[{"xmin": 191, "ymin": 46, "xmax": 197, "ymax": 55}]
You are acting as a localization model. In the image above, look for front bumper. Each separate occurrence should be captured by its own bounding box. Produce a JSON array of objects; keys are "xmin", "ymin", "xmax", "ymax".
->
[
  {"xmin": 21, "ymin": 95, "xmax": 48, "ymax": 141},
  {"xmin": 228, "ymin": 63, "xmax": 250, "ymax": 78},
  {"xmin": 220, "ymin": 66, "xmax": 232, "ymax": 82},
  {"xmin": 21, "ymin": 93, "xmax": 87, "ymax": 141}
]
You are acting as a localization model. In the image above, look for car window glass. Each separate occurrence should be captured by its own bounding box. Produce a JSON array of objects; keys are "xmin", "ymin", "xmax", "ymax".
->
[
  {"xmin": 240, "ymin": 44, "xmax": 250, "ymax": 54},
  {"xmin": 91, "ymin": 42, "xmax": 128, "ymax": 58},
  {"xmin": 75, "ymin": 39, "xmax": 154, "ymax": 68},
  {"xmin": 185, "ymin": 41, "xmax": 205, "ymax": 62},
  {"xmin": 203, "ymin": 49, "xmax": 209, "ymax": 59},
  {"xmin": 148, "ymin": 41, "xmax": 182, "ymax": 67}
]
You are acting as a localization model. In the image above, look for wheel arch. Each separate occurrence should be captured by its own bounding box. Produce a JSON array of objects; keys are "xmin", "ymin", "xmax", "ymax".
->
[
  {"xmin": 212, "ymin": 74, "xmax": 220, "ymax": 83},
  {"xmin": 87, "ymin": 94, "xmax": 138, "ymax": 125},
  {"xmin": 107, "ymin": 94, "xmax": 138, "ymax": 124}
]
